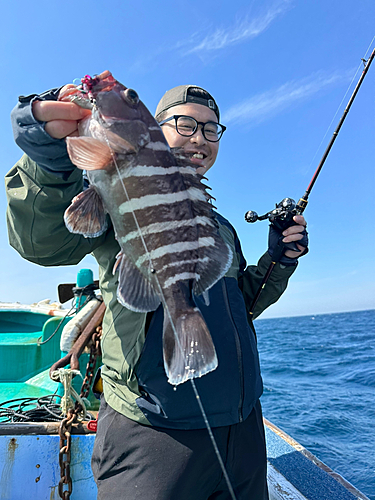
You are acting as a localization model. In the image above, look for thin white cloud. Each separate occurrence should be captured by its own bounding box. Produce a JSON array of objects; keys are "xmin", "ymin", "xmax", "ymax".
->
[
  {"xmin": 128, "ymin": 2, "xmax": 292, "ymax": 73},
  {"xmin": 182, "ymin": 1, "xmax": 291, "ymax": 55},
  {"xmin": 222, "ymin": 70, "xmax": 355, "ymax": 126}
]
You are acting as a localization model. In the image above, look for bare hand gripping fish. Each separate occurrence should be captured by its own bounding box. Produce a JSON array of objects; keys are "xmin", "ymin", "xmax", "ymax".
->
[{"xmin": 60, "ymin": 71, "xmax": 233, "ymax": 385}]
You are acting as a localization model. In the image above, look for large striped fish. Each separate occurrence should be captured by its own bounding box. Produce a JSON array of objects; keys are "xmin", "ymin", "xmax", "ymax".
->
[{"xmin": 61, "ymin": 71, "xmax": 232, "ymax": 385}]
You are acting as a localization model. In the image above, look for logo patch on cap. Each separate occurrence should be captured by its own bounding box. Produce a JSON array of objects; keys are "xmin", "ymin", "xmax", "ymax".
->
[{"xmin": 208, "ymin": 99, "xmax": 215, "ymax": 109}]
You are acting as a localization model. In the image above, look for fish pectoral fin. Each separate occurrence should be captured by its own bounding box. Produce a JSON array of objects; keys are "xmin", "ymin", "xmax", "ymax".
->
[
  {"xmin": 64, "ymin": 186, "xmax": 108, "ymax": 237},
  {"xmin": 66, "ymin": 137, "xmax": 113, "ymax": 170},
  {"xmin": 115, "ymin": 252, "xmax": 161, "ymax": 312},
  {"xmin": 163, "ymin": 308, "xmax": 218, "ymax": 386}
]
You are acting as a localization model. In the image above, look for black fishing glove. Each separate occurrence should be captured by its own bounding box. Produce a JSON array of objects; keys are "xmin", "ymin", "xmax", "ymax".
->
[{"xmin": 268, "ymin": 223, "xmax": 309, "ymax": 266}]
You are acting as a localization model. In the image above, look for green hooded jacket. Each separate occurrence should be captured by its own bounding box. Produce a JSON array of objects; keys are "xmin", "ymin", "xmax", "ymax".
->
[{"xmin": 6, "ymin": 154, "xmax": 297, "ymax": 426}]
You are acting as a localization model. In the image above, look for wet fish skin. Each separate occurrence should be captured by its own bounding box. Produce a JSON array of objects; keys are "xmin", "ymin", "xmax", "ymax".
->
[{"xmin": 62, "ymin": 71, "xmax": 232, "ymax": 385}]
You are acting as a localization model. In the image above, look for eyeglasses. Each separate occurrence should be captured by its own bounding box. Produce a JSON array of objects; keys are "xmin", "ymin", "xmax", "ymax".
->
[{"xmin": 158, "ymin": 115, "xmax": 226, "ymax": 142}]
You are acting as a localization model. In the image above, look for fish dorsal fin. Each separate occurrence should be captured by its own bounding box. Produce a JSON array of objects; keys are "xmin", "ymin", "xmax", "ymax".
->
[
  {"xmin": 66, "ymin": 137, "xmax": 113, "ymax": 170},
  {"xmin": 64, "ymin": 186, "xmax": 108, "ymax": 237},
  {"xmin": 114, "ymin": 252, "xmax": 161, "ymax": 312},
  {"xmin": 170, "ymin": 148, "xmax": 233, "ymax": 294},
  {"xmin": 170, "ymin": 148, "xmax": 215, "ymax": 208}
]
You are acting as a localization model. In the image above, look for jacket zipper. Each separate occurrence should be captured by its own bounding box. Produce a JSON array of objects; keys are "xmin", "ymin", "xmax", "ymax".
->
[{"xmin": 221, "ymin": 279, "xmax": 244, "ymax": 422}]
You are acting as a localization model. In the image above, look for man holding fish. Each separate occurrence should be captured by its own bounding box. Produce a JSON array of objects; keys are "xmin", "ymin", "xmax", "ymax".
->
[{"xmin": 6, "ymin": 72, "xmax": 308, "ymax": 500}]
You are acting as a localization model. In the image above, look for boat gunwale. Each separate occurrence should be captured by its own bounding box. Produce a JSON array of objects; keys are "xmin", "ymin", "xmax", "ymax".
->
[
  {"xmin": 264, "ymin": 418, "xmax": 370, "ymax": 500},
  {"xmin": 0, "ymin": 418, "xmax": 97, "ymax": 435}
]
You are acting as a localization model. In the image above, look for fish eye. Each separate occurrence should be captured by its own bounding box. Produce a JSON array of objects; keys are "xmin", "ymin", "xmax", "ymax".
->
[{"xmin": 122, "ymin": 88, "xmax": 139, "ymax": 105}]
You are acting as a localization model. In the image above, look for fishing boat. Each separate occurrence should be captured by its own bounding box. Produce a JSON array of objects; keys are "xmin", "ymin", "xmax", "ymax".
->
[{"xmin": 0, "ymin": 270, "xmax": 370, "ymax": 500}]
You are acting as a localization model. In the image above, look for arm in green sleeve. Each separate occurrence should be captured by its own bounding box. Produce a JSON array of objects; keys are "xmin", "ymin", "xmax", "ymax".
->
[{"xmin": 5, "ymin": 154, "xmax": 108, "ymax": 266}]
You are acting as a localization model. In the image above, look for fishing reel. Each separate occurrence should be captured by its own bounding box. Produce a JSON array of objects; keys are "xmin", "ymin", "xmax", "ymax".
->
[
  {"xmin": 245, "ymin": 197, "xmax": 308, "ymax": 254},
  {"xmin": 245, "ymin": 197, "xmax": 299, "ymax": 232}
]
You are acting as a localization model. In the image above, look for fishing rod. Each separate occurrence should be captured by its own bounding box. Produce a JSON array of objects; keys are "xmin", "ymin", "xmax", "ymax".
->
[{"xmin": 245, "ymin": 46, "xmax": 375, "ymax": 315}]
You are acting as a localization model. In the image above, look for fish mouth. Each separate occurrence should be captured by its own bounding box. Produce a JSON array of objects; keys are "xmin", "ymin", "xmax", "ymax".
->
[
  {"xmin": 59, "ymin": 71, "xmax": 118, "ymax": 103},
  {"xmin": 95, "ymin": 70, "xmax": 112, "ymax": 82},
  {"xmin": 90, "ymin": 71, "xmax": 118, "ymax": 93},
  {"xmin": 80, "ymin": 71, "xmax": 117, "ymax": 94}
]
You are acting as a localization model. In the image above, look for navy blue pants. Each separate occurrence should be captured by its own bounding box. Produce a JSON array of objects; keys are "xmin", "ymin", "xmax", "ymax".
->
[{"xmin": 92, "ymin": 397, "xmax": 269, "ymax": 500}]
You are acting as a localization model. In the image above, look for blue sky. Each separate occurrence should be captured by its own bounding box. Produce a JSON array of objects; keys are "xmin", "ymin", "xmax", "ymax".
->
[{"xmin": 1, "ymin": 0, "xmax": 374, "ymax": 318}]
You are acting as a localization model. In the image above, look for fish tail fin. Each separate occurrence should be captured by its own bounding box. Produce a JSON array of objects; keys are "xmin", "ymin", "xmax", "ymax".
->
[{"xmin": 163, "ymin": 308, "xmax": 218, "ymax": 386}]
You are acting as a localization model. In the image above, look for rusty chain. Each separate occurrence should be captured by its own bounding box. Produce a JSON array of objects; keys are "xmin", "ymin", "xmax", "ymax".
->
[
  {"xmin": 58, "ymin": 409, "xmax": 75, "ymax": 499},
  {"xmin": 58, "ymin": 326, "xmax": 102, "ymax": 499},
  {"xmin": 79, "ymin": 327, "xmax": 102, "ymax": 403}
]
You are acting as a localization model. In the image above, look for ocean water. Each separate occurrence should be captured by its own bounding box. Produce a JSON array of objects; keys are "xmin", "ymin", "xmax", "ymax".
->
[{"xmin": 255, "ymin": 309, "xmax": 375, "ymax": 500}]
